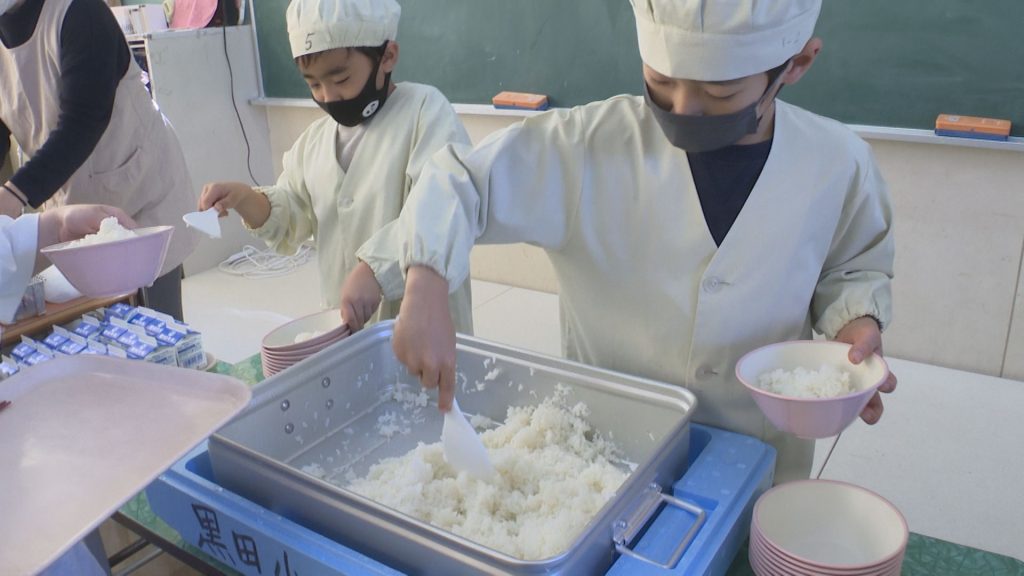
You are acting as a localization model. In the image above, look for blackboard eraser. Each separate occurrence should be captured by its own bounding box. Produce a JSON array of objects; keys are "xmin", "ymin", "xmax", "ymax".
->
[
  {"xmin": 493, "ymin": 91, "xmax": 549, "ymax": 111},
  {"xmin": 935, "ymin": 114, "xmax": 1011, "ymax": 141}
]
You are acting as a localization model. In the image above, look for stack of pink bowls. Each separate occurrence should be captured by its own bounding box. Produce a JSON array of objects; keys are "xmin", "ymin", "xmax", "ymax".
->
[
  {"xmin": 261, "ymin": 309, "xmax": 350, "ymax": 377},
  {"xmin": 750, "ymin": 480, "xmax": 908, "ymax": 576}
]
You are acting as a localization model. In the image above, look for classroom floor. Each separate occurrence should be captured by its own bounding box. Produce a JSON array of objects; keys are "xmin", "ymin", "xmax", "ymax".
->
[{"xmin": 102, "ymin": 258, "xmax": 1023, "ymax": 574}]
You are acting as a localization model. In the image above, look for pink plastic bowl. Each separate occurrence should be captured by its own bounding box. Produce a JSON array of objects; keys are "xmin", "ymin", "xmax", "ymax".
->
[
  {"xmin": 40, "ymin": 225, "xmax": 174, "ymax": 299},
  {"xmin": 735, "ymin": 340, "xmax": 889, "ymax": 439},
  {"xmin": 752, "ymin": 480, "xmax": 907, "ymax": 573},
  {"xmin": 261, "ymin": 309, "xmax": 349, "ymax": 353}
]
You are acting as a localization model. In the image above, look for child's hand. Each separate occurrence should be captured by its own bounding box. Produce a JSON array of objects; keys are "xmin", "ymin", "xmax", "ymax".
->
[
  {"xmin": 393, "ymin": 266, "xmax": 456, "ymax": 412},
  {"xmin": 199, "ymin": 182, "xmax": 271, "ymax": 229},
  {"xmin": 340, "ymin": 261, "xmax": 382, "ymax": 331},
  {"xmin": 835, "ymin": 316, "xmax": 898, "ymax": 425},
  {"xmin": 200, "ymin": 182, "xmax": 256, "ymax": 217}
]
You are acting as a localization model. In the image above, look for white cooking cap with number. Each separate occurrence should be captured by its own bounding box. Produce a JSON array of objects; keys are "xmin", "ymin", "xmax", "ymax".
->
[
  {"xmin": 630, "ymin": 0, "xmax": 821, "ymax": 81},
  {"xmin": 287, "ymin": 0, "xmax": 401, "ymax": 59}
]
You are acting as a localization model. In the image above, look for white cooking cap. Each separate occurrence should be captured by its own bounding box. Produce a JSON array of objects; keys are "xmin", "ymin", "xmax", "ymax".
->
[
  {"xmin": 287, "ymin": 0, "xmax": 401, "ymax": 59},
  {"xmin": 630, "ymin": 0, "xmax": 821, "ymax": 81}
]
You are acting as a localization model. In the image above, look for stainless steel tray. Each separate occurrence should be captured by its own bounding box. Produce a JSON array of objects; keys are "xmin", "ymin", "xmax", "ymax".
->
[{"xmin": 209, "ymin": 321, "xmax": 697, "ymax": 575}]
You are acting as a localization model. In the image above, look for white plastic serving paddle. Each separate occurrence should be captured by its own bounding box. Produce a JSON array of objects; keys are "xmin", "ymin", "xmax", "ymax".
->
[
  {"xmin": 182, "ymin": 207, "xmax": 222, "ymax": 238},
  {"xmin": 442, "ymin": 398, "xmax": 496, "ymax": 480}
]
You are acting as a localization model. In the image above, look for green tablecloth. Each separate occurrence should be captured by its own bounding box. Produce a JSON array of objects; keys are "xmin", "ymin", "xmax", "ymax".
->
[{"xmin": 118, "ymin": 355, "xmax": 1024, "ymax": 576}]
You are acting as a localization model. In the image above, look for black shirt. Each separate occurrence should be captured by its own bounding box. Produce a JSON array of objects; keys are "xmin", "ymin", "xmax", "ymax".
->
[
  {"xmin": 688, "ymin": 139, "xmax": 773, "ymax": 246},
  {"xmin": 0, "ymin": 0, "xmax": 131, "ymax": 207}
]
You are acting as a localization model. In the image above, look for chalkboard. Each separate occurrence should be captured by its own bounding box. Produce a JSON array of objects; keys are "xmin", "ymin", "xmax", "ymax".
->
[{"xmin": 254, "ymin": 0, "xmax": 1024, "ymax": 136}]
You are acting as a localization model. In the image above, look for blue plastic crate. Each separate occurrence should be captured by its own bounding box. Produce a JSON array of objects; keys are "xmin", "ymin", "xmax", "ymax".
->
[{"xmin": 148, "ymin": 424, "xmax": 774, "ymax": 575}]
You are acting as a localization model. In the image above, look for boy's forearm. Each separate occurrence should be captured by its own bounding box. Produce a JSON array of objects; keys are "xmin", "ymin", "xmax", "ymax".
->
[{"xmin": 237, "ymin": 189, "xmax": 273, "ymax": 229}]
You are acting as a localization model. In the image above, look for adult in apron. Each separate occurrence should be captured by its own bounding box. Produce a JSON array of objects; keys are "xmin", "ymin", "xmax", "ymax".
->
[
  {"xmin": 0, "ymin": 0, "xmax": 197, "ymax": 319},
  {"xmin": 358, "ymin": 0, "xmax": 897, "ymax": 483}
]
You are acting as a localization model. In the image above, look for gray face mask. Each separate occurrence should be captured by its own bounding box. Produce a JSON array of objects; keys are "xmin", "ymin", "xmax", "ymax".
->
[{"xmin": 644, "ymin": 67, "xmax": 787, "ymax": 153}]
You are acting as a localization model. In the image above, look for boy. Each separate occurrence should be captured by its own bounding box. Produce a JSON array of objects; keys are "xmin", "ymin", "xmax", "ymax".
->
[
  {"xmin": 201, "ymin": 0, "xmax": 472, "ymax": 333},
  {"xmin": 352, "ymin": 0, "xmax": 896, "ymax": 482}
]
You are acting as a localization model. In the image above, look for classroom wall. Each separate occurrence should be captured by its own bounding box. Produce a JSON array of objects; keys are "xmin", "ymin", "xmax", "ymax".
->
[{"xmin": 262, "ymin": 106, "xmax": 1024, "ymax": 380}]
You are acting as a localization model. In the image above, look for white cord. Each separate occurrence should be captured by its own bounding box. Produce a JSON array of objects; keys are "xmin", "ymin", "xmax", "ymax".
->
[{"xmin": 218, "ymin": 243, "xmax": 315, "ymax": 278}]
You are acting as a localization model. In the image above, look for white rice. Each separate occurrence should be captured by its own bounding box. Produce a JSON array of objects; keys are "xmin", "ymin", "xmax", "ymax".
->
[
  {"xmin": 338, "ymin": 392, "xmax": 628, "ymax": 560},
  {"xmin": 67, "ymin": 216, "xmax": 136, "ymax": 247},
  {"xmin": 757, "ymin": 364, "xmax": 854, "ymax": 398}
]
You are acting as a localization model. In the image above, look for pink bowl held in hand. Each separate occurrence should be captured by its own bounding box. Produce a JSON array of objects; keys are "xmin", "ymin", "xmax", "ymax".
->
[
  {"xmin": 735, "ymin": 340, "xmax": 889, "ymax": 439},
  {"xmin": 40, "ymin": 225, "xmax": 174, "ymax": 299}
]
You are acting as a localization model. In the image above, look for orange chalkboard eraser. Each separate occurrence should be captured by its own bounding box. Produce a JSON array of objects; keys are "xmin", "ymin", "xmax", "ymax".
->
[
  {"xmin": 935, "ymin": 114, "xmax": 1011, "ymax": 140},
  {"xmin": 492, "ymin": 91, "xmax": 549, "ymax": 111}
]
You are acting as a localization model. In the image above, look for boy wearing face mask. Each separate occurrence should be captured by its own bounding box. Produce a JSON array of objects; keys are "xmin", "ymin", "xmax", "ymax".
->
[
  {"xmin": 349, "ymin": 0, "xmax": 896, "ymax": 482},
  {"xmin": 201, "ymin": 0, "xmax": 472, "ymax": 333}
]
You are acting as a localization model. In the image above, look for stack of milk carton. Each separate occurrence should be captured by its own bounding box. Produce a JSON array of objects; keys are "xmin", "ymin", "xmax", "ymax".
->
[{"xmin": 0, "ymin": 304, "xmax": 206, "ymax": 381}]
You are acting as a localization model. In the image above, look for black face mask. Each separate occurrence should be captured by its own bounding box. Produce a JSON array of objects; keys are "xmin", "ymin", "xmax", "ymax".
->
[
  {"xmin": 645, "ymin": 61, "xmax": 789, "ymax": 152},
  {"xmin": 315, "ymin": 56, "xmax": 391, "ymax": 127}
]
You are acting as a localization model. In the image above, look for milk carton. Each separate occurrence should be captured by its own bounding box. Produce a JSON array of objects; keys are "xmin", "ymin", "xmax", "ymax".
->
[
  {"xmin": 64, "ymin": 316, "xmax": 103, "ymax": 340},
  {"xmin": 0, "ymin": 355, "xmax": 18, "ymax": 380},
  {"xmin": 130, "ymin": 307, "xmax": 205, "ymax": 369},
  {"xmin": 121, "ymin": 321, "xmax": 178, "ymax": 365}
]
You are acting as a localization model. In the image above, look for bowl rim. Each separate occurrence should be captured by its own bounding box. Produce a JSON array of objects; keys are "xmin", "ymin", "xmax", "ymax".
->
[
  {"xmin": 260, "ymin": 309, "xmax": 348, "ymax": 350},
  {"xmin": 261, "ymin": 330, "xmax": 350, "ymax": 353},
  {"xmin": 752, "ymin": 528, "xmax": 903, "ymax": 575},
  {"xmin": 40, "ymin": 225, "xmax": 175, "ymax": 254},
  {"xmin": 735, "ymin": 340, "xmax": 891, "ymax": 403},
  {"xmin": 753, "ymin": 479, "xmax": 909, "ymax": 570}
]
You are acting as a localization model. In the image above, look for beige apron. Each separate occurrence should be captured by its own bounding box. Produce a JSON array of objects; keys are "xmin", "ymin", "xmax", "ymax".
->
[{"xmin": 0, "ymin": 0, "xmax": 197, "ymax": 273}]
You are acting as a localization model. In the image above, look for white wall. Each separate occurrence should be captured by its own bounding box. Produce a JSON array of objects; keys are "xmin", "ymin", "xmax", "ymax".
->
[
  {"xmin": 146, "ymin": 27, "xmax": 276, "ymax": 276},
  {"xmin": 263, "ymin": 105, "xmax": 1024, "ymax": 380}
]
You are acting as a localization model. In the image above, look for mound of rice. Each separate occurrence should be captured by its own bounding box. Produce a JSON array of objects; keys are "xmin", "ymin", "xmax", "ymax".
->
[
  {"xmin": 311, "ymin": 391, "xmax": 628, "ymax": 560},
  {"xmin": 67, "ymin": 216, "xmax": 136, "ymax": 247},
  {"xmin": 758, "ymin": 364, "xmax": 854, "ymax": 398}
]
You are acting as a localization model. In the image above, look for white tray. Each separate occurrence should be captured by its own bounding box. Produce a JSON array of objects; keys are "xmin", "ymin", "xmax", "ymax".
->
[{"xmin": 0, "ymin": 356, "xmax": 251, "ymax": 575}]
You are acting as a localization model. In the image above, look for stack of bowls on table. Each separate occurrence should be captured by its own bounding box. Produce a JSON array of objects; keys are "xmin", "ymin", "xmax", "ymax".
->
[
  {"xmin": 261, "ymin": 309, "xmax": 349, "ymax": 377},
  {"xmin": 749, "ymin": 479, "xmax": 908, "ymax": 576}
]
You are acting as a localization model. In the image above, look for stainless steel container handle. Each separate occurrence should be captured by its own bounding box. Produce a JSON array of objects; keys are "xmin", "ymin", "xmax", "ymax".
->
[{"xmin": 612, "ymin": 483, "xmax": 708, "ymax": 570}]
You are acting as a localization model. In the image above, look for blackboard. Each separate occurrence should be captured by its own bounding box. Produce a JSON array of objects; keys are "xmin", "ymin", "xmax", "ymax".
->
[{"xmin": 254, "ymin": 0, "xmax": 1024, "ymax": 136}]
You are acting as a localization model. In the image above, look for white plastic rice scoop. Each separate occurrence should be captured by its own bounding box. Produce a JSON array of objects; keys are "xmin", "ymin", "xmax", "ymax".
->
[
  {"xmin": 442, "ymin": 398, "xmax": 496, "ymax": 480},
  {"xmin": 182, "ymin": 207, "xmax": 222, "ymax": 238}
]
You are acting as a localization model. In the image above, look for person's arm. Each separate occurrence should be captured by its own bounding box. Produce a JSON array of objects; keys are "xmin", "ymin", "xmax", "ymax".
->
[
  {"xmin": 813, "ymin": 147, "xmax": 896, "ymax": 424},
  {"xmin": 343, "ymin": 90, "xmax": 471, "ymax": 329},
  {"xmin": 249, "ymin": 132, "xmax": 317, "ymax": 255},
  {"xmin": 1, "ymin": 119, "xmax": 28, "ymax": 218},
  {"xmin": 9, "ymin": 0, "xmax": 129, "ymax": 207},
  {"xmin": 199, "ymin": 182, "xmax": 272, "ymax": 229},
  {"xmin": 382, "ymin": 108, "xmax": 589, "ymax": 410},
  {"xmin": 0, "ymin": 204, "xmax": 133, "ymax": 324},
  {"xmin": 200, "ymin": 128, "xmax": 316, "ymax": 255},
  {"xmin": 812, "ymin": 150, "xmax": 894, "ymax": 340}
]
